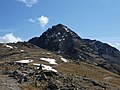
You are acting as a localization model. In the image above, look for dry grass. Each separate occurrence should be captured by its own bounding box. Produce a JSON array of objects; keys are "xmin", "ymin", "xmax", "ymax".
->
[
  {"xmin": 21, "ymin": 83, "xmax": 45, "ymax": 90},
  {"xmin": 56, "ymin": 61, "xmax": 120, "ymax": 87}
]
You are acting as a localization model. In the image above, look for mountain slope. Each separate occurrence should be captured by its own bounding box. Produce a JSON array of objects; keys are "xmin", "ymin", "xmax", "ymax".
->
[
  {"xmin": 0, "ymin": 42, "xmax": 120, "ymax": 90},
  {"xmin": 83, "ymin": 39, "xmax": 120, "ymax": 74},
  {"xmin": 29, "ymin": 24, "xmax": 120, "ymax": 75}
]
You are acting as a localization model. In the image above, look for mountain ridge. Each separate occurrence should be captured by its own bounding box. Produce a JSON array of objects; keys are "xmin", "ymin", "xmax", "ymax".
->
[{"xmin": 29, "ymin": 24, "xmax": 120, "ymax": 75}]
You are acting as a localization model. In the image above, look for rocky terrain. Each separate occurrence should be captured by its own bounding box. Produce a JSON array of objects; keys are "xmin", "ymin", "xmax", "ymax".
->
[
  {"xmin": 0, "ymin": 24, "xmax": 120, "ymax": 90},
  {"xmin": 0, "ymin": 42, "xmax": 120, "ymax": 90}
]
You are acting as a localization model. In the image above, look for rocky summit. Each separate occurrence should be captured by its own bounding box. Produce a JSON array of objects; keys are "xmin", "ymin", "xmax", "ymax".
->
[{"xmin": 29, "ymin": 24, "xmax": 120, "ymax": 75}]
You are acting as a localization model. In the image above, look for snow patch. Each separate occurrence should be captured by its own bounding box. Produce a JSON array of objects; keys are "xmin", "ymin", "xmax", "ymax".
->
[
  {"xmin": 33, "ymin": 63, "xmax": 57, "ymax": 72},
  {"xmin": 62, "ymin": 36, "xmax": 64, "ymax": 38},
  {"xmin": 47, "ymin": 53, "xmax": 51, "ymax": 55},
  {"xmin": 60, "ymin": 56, "xmax": 67, "ymax": 62},
  {"xmin": 40, "ymin": 58, "xmax": 57, "ymax": 64},
  {"xmin": 20, "ymin": 50, "xmax": 24, "ymax": 52},
  {"xmin": 59, "ymin": 39, "xmax": 62, "ymax": 42},
  {"xmin": 63, "ymin": 27, "xmax": 67, "ymax": 30},
  {"xmin": 33, "ymin": 63, "xmax": 41, "ymax": 66},
  {"xmin": 42, "ymin": 64, "xmax": 57, "ymax": 72},
  {"xmin": 58, "ymin": 32, "xmax": 61, "ymax": 35},
  {"xmin": 4, "ymin": 44, "xmax": 13, "ymax": 49},
  {"xmin": 62, "ymin": 38, "xmax": 65, "ymax": 41},
  {"xmin": 63, "ymin": 27, "xmax": 69, "ymax": 32},
  {"xmin": 42, "ymin": 53, "xmax": 51, "ymax": 55},
  {"xmin": 93, "ymin": 62, "xmax": 98, "ymax": 66},
  {"xmin": 15, "ymin": 59, "xmax": 33, "ymax": 63}
]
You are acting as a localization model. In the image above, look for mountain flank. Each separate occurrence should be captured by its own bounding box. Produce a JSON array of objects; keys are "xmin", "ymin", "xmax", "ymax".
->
[
  {"xmin": 0, "ymin": 42, "xmax": 120, "ymax": 90},
  {"xmin": 29, "ymin": 24, "xmax": 120, "ymax": 75}
]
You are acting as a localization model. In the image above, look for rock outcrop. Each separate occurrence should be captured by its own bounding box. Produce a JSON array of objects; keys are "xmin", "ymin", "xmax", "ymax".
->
[{"xmin": 1, "ymin": 62, "xmax": 119, "ymax": 90}]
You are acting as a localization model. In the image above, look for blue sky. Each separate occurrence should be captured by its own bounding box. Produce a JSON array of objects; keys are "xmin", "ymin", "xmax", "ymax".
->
[{"xmin": 0, "ymin": 0, "xmax": 120, "ymax": 50}]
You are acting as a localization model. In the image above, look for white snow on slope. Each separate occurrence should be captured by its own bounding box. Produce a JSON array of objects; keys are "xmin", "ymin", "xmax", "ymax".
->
[
  {"xmin": 59, "ymin": 39, "xmax": 62, "ymax": 42},
  {"xmin": 33, "ymin": 63, "xmax": 41, "ymax": 66},
  {"xmin": 20, "ymin": 50, "xmax": 24, "ymax": 52},
  {"xmin": 63, "ymin": 26, "xmax": 69, "ymax": 32},
  {"xmin": 42, "ymin": 64, "xmax": 57, "ymax": 72},
  {"xmin": 15, "ymin": 59, "xmax": 33, "ymax": 63},
  {"xmin": 4, "ymin": 44, "xmax": 13, "ymax": 49},
  {"xmin": 60, "ymin": 57, "xmax": 67, "ymax": 62},
  {"xmin": 33, "ymin": 63, "xmax": 57, "ymax": 72},
  {"xmin": 40, "ymin": 58, "xmax": 57, "ymax": 64},
  {"xmin": 47, "ymin": 53, "xmax": 51, "ymax": 55}
]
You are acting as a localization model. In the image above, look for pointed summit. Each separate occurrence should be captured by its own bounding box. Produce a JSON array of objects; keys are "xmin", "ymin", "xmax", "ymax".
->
[
  {"xmin": 47, "ymin": 23, "xmax": 78, "ymax": 36},
  {"xmin": 51, "ymin": 23, "xmax": 70, "ymax": 32},
  {"xmin": 54, "ymin": 23, "xmax": 65, "ymax": 27},
  {"xmin": 29, "ymin": 23, "xmax": 82, "ymax": 53}
]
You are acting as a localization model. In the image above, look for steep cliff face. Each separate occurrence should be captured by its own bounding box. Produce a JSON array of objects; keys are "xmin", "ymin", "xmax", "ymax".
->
[
  {"xmin": 29, "ymin": 24, "xmax": 120, "ymax": 75},
  {"xmin": 29, "ymin": 24, "xmax": 82, "ymax": 53},
  {"xmin": 29, "ymin": 24, "xmax": 97, "ymax": 60}
]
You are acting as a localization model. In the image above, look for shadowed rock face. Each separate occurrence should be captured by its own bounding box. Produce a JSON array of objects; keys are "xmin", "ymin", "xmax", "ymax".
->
[
  {"xmin": 29, "ymin": 24, "xmax": 120, "ymax": 75},
  {"xmin": 29, "ymin": 24, "xmax": 94, "ymax": 60},
  {"xmin": 29, "ymin": 24, "xmax": 82, "ymax": 52},
  {"xmin": 83, "ymin": 39, "xmax": 120, "ymax": 57}
]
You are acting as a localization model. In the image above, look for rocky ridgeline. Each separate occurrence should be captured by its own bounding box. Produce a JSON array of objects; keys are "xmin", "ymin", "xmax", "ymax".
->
[
  {"xmin": 29, "ymin": 24, "xmax": 120, "ymax": 75},
  {"xmin": 0, "ymin": 62, "xmax": 119, "ymax": 90}
]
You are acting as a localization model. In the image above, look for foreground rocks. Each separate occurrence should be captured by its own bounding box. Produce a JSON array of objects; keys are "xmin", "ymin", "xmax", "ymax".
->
[
  {"xmin": 0, "ymin": 74, "xmax": 21, "ymax": 90},
  {"xmin": 0, "ymin": 62, "xmax": 120, "ymax": 90}
]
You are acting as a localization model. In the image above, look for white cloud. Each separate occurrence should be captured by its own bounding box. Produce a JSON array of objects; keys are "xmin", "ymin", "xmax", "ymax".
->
[
  {"xmin": 27, "ymin": 16, "xmax": 49, "ymax": 28},
  {"xmin": 0, "ymin": 33, "xmax": 22, "ymax": 43},
  {"xmin": 114, "ymin": 42, "xmax": 120, "ymax": 50},
  {"xmin": 116, "ymin": 43, "xmax": 120, "ymax": 46},
  {"xmin": 17, "ymin": 0, "xmax": 38, "ymax": 7},
  {"xmin": 28, "ymin": 18, "xmax": 36, "ymax": 23},
  {"xmin": 38, "ymin": 16, "xmax": 49, "ymax": 28}
]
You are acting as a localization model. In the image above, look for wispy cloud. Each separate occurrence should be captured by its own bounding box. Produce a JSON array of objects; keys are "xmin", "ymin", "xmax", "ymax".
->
[
  {"xmin": 28, "ymin": 18, "xmax": 36, "ymax": 23},
  {"xmin": 38, "ymin": 16, "xmax": 49, "ymax": 28},
  {"xmin": 116, "ymin": 43, "xmax": 120, "ymax": 46},
  {"xmin": 27, "ymin": 16, "xmax": 49, "ymax": 28},
  {"xmin": 17, "ymin": 0, "xmax": 38, "ymax": 7},
  {"xmin": 0, "ymin": 33, "xmax": 22, "ymax": 43}
]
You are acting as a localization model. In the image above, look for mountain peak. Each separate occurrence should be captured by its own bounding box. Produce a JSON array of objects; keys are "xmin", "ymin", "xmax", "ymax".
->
[
  {"xmin": 54, "ymin": 23, "xmax": 65, "ymax": 27},
  {"xmin": 50, "ymin": 23, "xmax": 71, "ymax": 33},
  {"xmin": 29, "ymin": 24, "xmax": 81, "ymax": 53},
  {"xmin": 29, "ymin": 24, "xmax": 120, "ymax": 75}
]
